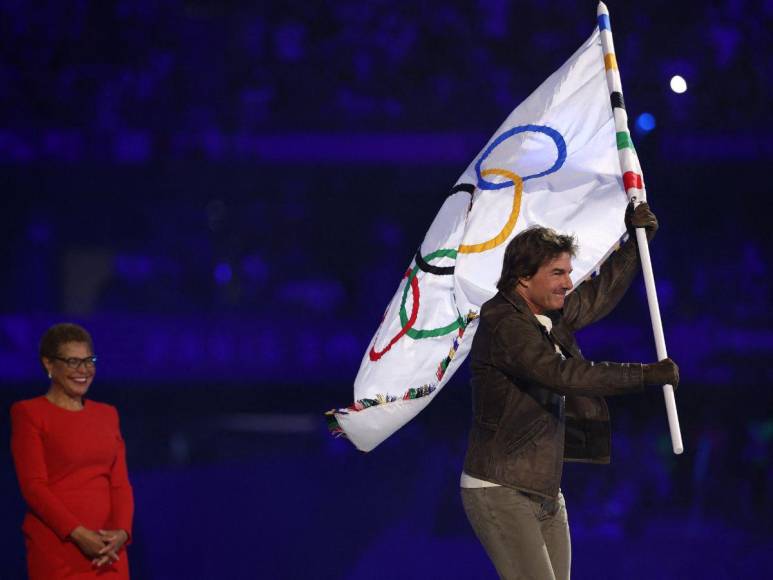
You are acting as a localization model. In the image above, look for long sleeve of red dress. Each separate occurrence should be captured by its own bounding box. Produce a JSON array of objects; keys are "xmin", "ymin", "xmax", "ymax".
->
[
  {"xmin": 107, "ymin": 407, "xmax": 134, "ymax": 539},
  {"xmin": 10, "ymin": 396, "xmax": 134, "ymax": 579},
  {"xmin": 10, "ymin": 402, "xmax": 82, "ymax": 539}
]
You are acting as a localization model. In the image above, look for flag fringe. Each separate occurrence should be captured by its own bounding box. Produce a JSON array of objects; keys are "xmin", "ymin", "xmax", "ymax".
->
[{"xmin": 326, "ymin": 311, "xmax": 479, "ymax": 439}]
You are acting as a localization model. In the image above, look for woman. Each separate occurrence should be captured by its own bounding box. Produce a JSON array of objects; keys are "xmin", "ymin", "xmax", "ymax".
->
[{"xmin": 11, "ymin": 323, "xmax": 134, "ymax": 579}]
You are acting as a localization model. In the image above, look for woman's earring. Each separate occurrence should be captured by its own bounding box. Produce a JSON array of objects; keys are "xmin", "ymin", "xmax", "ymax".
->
[{"xmin": 47, "ymin": 372, "xmax": 52, "ymax": 379}]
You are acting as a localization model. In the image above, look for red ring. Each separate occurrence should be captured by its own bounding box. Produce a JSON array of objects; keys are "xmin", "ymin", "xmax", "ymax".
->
[{"xmin": 369, "ymin": 269, "xmax": 420, "ymax": 361}]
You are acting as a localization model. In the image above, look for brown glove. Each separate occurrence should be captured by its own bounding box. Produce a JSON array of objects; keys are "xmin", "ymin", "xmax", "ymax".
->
[
  {"xmin": 642, "ymin": 358, "xmax": 679, "ymax": 389},
  {"xmin": 625, "ymin": 201, "xmax": 659, "ymax": 242}
]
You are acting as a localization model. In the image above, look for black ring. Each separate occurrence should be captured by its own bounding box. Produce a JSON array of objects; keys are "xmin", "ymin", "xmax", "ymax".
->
[
  {"xmin": 451, "ymin": 183, "xmax": 475, "ymax": 195},
  {"xmin": 413, "ymin": 183, "xmax": 473, "ymax": 275},
  {"xmin": 415, "ymin": 249, "xmax": 455, "ymax": 276}
]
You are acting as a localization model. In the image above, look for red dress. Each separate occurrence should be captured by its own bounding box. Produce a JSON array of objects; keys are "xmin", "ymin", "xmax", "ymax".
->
[{"xmin": 10, "ymin": 396, "xmax": 134, "ymax": 579}]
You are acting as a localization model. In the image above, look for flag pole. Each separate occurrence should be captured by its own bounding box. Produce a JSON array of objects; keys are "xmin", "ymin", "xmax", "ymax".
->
[{"xmin": 596, "ymin": 1, "xmax": 684, "ymax": 454}]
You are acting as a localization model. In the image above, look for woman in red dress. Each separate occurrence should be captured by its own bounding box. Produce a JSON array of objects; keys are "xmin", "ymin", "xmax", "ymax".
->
[{"xmin": 11, "ymin": 323, "xmax": 134, "ymax": 579}]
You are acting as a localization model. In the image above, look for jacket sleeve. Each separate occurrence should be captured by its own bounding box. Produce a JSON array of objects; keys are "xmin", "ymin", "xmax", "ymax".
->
[
  {"xmin": 10, "ymin": 403, "xmax": 82, "ymax": 540},
  {"xmin": 108, "ymin": 407, "xmax": 134, "ymax": 543},
  {"xmin": 562, "ymin": 236, "xmax": 640, "ymax": 332},
  {"xmin": 491, "ymin": 316, "xmax": 644, "ymax": 397}
]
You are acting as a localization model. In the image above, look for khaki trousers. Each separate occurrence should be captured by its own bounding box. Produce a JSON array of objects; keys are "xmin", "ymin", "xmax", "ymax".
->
[{"xmin": 461, "ymin": 486, "xmax": 571, "ymax": 580}]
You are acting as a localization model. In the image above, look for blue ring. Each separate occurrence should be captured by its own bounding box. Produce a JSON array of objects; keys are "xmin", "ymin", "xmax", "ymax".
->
[{"xmin": 475, "ymin": 124, "xmax": 567, "ymax": 190}]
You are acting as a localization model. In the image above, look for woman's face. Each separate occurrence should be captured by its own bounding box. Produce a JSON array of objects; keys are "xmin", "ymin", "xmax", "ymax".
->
[{"xmin": 44, "ymin": 341, "xmax": 96, "ymax": 399}]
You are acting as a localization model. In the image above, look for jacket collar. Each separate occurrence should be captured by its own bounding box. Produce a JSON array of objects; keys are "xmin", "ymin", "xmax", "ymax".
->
[
  {"xmin": 499, "ymin": 286, "xmax": 562, "ymax": 326},
  {"xmin": 501, "ymin": 286, "xmax": 528, "ymax": 312}
]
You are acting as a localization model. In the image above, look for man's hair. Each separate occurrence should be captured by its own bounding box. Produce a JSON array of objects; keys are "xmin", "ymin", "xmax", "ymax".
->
[
  {"xmin": 39, "ymin": 323, "xmax": 94, "ymax": 368},
  {"xmin": 497, "ymin": 226, "xmax": 578, "ymax": 292}
]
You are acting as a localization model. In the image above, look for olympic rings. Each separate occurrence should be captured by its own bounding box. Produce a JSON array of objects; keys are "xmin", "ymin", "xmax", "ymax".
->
[
  {"xmin": 368, "ymin": 125, "xmax": 567, "ymax": 362},
  {"xmin": 458, "ymin": 124, "xmax": 567, "ymax": 255},
  {"xmin": 399, "ymin": 249, "xmax": 464, "ymax": 339},
  {"xmin": 475, "ymin": 124, "xmax": 566, "ymax": 189},
  {"xmin": 369, "ymin": 268, "xmax": 420, "ymax": 361}
]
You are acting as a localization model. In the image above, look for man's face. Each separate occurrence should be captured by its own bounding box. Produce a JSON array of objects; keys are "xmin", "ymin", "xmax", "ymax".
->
[{"xmin": 516, "ymin": 252, "xmax": 574, "ymax": 314}]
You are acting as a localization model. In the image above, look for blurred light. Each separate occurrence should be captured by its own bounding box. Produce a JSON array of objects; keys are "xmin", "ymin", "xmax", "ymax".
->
[
  {"xmin": 116, "ymin": 255, "xmax": 153, "ymax": 281},
  {"xmin": 214, "ymin": 262, "xmax": 232, "ymax": 285},
  {"xmin": 670, "ymin": 75, "xmax": 687, "ymax": 93},
  {"xmin": 114, "ymin": 131, "xmax": 151, "ymax": 163},
  {"xmin": 635, "ymin": 112, "xmax": 656, "ymax": 133},
  {"xmin": 280, "ymin": 280, "xmax": 345, "ymax": 312},
  {"xmin": 373, "ymin": 219, "xmax": 403, "ymax": 247}
]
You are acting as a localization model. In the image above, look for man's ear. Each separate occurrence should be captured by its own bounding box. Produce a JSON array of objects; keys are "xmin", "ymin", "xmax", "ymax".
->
[{"xmin": 517, "ymin": 277, "xmax": 530, "ymax": 288}]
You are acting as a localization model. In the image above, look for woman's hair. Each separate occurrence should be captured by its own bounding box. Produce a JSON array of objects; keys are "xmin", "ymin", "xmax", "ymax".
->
[
  {"xmin": 497, "ymin": 226, "xmax": 578, "ymax": 292},
  {"xmin": 39, "ymin": 323, "xmax": 94, "ymax": 368}
]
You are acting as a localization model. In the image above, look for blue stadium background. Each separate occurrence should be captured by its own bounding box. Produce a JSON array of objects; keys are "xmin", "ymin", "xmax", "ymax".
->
[{"xmin": 1, "ymin": 1, "xmax": 771, "ymax": 578}]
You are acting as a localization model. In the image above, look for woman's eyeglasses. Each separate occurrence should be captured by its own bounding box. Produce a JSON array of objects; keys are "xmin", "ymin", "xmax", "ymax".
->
[{"xmin": 52, "ymin": 356, "xmax": 98, "ymax": 369}]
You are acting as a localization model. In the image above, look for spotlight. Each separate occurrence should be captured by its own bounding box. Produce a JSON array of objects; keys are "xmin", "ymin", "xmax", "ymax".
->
[
  {"xmin": 635, "ymin": 112, "xmax": 656, "ymax": 133},
  {"xmin": 669, "ymin": 75, "xmax": 687, "ymax": 94}
]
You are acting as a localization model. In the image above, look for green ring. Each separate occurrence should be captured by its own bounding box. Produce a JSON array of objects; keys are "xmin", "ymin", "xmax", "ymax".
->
[{"xmin": 399, "ymin": 249, "xmax": 464, "ymax": 339}]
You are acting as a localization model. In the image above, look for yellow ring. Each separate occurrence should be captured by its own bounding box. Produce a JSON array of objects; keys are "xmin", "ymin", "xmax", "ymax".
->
[{"xmin": 458, "ymin": 168, "xmax": 523, "ymax": 254}]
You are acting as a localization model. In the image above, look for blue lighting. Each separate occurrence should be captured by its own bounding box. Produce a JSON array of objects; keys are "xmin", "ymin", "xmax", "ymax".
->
[
  {"xmin": 635, "ymin": 112, "xmax": 656, "ymax": 133},
  {"xmin": 214, "ymin": 262, "xmax": 232, "ymax": 285}
]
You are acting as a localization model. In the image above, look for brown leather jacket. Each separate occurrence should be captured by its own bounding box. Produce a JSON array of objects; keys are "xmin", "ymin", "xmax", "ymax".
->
[{"xmin": 462, "ymin": 237, "xmax": 645, "ymax": 498}]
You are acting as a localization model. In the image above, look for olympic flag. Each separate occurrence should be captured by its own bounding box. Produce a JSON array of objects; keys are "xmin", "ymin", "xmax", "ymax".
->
[{"xmin": 328, "ymin": 20, "xmax": 638, "ymax": 452}]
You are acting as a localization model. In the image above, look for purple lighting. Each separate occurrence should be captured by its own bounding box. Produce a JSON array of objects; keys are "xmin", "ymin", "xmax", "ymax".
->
[
  {"xmin": 115, "ymin": 255, "xmax": 153, "ymax": 282},
  {"xmin": 0, "ymin": 2, "xmax": 771, "ymax": 578},
  {"xmin": 214, "ymin": 263, "xmax": 233, "ymax": 285}
]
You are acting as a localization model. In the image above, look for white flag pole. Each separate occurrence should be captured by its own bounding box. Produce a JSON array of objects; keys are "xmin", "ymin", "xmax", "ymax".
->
[
  {"xmin": 635, "ymin": 228, "xmax": 683, "ymax": 454},
  {"xmin": 597, "ymin": 1, "xmax": 684, "ymax": 454}
]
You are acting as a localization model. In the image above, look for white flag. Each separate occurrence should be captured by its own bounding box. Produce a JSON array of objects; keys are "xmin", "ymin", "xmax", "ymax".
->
[{"xmin": 328, "ymin": 26, "xmax": 630, "ymax": 452}]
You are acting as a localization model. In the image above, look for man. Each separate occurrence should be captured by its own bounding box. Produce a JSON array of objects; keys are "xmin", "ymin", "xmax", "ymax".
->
[{"xmin": 460, "ymin": 202, "xmax": 679, "ymax": 580}]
